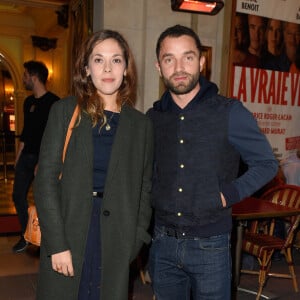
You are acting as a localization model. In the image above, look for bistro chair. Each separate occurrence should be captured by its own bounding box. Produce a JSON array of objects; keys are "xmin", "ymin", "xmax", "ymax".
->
[{"xmin": 241, "ymin": 184, "xmax": 300, "ymax": 299}]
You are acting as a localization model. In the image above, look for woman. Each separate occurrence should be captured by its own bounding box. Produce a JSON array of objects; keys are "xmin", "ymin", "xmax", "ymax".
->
[
  {"xmin": 265, "ymin": 19, "xmax": 283, "ymax": 57},
  {"xmin": 34, "ymin": 30, "xmax": 154, "ymax": 300},
  {"xmin": 260, "ymin": 18, "xmax": 284, "ymax": 70}
]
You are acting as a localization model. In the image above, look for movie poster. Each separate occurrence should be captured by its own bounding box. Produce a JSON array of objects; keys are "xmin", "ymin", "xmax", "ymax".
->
[{"xmin": 229, "ymin": 0, "xmax": 300, "ymax": 161}]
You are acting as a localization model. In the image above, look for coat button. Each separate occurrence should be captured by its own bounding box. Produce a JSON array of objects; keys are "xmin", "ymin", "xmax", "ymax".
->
[{"xmin": 103, "ymin": 210, "xmax": 110, "ymax": 216}]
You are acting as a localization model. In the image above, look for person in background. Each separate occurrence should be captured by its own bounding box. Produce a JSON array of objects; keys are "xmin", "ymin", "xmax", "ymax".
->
[
  {"xmin": 289, "ymin": 44, "xmax": 300, "ymax": 73},
  {"xmin": 12, "ymin": 60, "xmax": 59, "ymax": 253},
  {"xmin": 282, "ymin": 148, "xmax": 300, "ymax": 248},
  {"xmin": 147, "ymin": 24, "xmax": 278, "ymax": 300},
  {"xmin": 247, "ymin": 14, "xmax": 267, "ymax": 58},
  {"xmin": 260, "ymin": 18, "xmax": 284, "ymax": 70},
  {"xmin": 232, "ymin": 13, "xmax": 259, "ymax": 67},
  {"xmin": 34, "ymin": 29, "xmax": 153, "ymax": 300},
  {"xmin": 278, "ymin": 22, "xmax": 300, "ymax": 71},
  {"xmin": 266, "ymin": 19, "xmax": 283, "ymax": 57}
]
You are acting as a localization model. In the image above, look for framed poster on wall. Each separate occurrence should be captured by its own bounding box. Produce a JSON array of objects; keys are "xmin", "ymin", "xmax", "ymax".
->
[
  {"xmin": 228, "ymin": 0, "xmax": 300, "ymax": 161},
  {"xmin": 201, "ymin": 46, "xmax": 212, "ymax": 81}
]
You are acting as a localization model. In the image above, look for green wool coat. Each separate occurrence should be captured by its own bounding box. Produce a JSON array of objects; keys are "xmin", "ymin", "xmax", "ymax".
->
[{"xmin": 34, "ymin": 97, "xmax": 153, "ymax": 300}]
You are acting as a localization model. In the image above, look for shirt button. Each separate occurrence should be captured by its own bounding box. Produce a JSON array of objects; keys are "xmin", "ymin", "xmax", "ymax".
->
[
  {"xmin": 182, "ymin": 232, "xmax": 186, "ymax": 236},
  {"xmin": 179, "ymin": 139, "xmax": 184, "ymax": 144},
  {"xmin": 178, "ymin": 188, "xmax": 183, "ymax": 192},
  {"xmin": 180, "ymin": 116, "xmax": 185, "ymax": 120},
  {"xmin": 103, "ymin": 210, "xmax": 110, "ymax": 216},
  {"xmin": 177, "ymin": 212, "xmax": 182, "ymax": 216},
  {"xmin": 180, "ymin": 164, "xmax": 184, "ymax": 168}
]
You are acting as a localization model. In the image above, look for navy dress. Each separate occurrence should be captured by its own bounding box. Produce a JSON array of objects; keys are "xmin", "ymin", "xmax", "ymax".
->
[{"xmin": 78, "ymin": 111, "xmax": 119, "ymax": 300}]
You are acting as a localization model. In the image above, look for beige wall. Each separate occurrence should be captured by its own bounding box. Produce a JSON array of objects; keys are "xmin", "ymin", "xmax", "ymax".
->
[
  {"xmin": 0, "ymin": 0, "xmax": 234, "ymax": 138},
  {"xmin": 101, "ymin": 0, "xmax": 233, "ymax": 112}
]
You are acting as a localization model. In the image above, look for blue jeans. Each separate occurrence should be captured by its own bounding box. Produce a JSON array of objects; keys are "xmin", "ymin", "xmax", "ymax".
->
[
  {"xmin": 149, "ymin": 226, "xmax": 231, "ymax": 300},
  {"xmin": 12, "ymin": 152, "xmax": 38, "ymax": 233}
]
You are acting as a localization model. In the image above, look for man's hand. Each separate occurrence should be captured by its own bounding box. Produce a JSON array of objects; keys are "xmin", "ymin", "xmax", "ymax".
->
[
  {"xmin": 14, "ymin": 142, "xmax": 24, "ymax": 168},
  {"xmin": 51, "ymin": 250, "xmax": 74, "ymax": 277},
  {"xmin": 220, "ymin": 193, "xmax": 227, "ymax": 208}
]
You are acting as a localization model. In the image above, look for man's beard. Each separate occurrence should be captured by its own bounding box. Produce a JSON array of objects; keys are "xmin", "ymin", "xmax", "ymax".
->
[
  {"xmin": 162, "ymin": 71, "xmax": 200, "ymax": 95},
  {"xmin": 24, "ymin": 81, "xmax": 34, "ymax": 91},
  {"xmin": 25, "ymin": 84, "xmax": 32, "ymax": 91}
]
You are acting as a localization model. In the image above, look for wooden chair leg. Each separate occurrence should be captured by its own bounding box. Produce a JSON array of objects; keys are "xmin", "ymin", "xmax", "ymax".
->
[
  {"xmin": 256, "ymin": 251, "xmax": 271, "ymax": 300},
  {"xmin": 289, "ymin": 265, "xmax": 298, "ymax": 292},
  {"xmin": 285, "ymin": 248, "xmax": 299, "ymax": 292},
  {"xmin": 257, "ymin": 268, "xmax": 266, "ymax": 300}
]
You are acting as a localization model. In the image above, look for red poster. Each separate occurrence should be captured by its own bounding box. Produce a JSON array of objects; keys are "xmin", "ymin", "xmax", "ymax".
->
[{"xmin": 229, "ymin": 0, "xmax": 300, "ymax": 161}]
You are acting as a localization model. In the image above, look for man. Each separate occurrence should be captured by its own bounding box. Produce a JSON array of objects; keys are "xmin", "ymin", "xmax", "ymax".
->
[
  {"xmin": 12, "ymin": 61, "xmax": 59, "ymax": 252},
  {"xmin": 282, "ymin": 22, "xmax": 300, "ymax": 71},
  {"xmin": 247, "ymin": 14, "xmax": 267, "ymax": 57},
  {"xmin": 232, "ymin": 13, "xmax": 259, "ymax": 67},
  {"xmin": 147, "ymin": 25, "xmax": 278, "ymax": 299}
]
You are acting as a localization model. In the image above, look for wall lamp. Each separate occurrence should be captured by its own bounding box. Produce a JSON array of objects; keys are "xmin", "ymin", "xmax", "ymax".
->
[{"xmin": 171, "ymin": 0, "xmax": 224, "ymax": 15}]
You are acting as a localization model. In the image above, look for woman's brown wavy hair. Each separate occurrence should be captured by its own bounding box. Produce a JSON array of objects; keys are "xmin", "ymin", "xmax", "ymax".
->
[{"xmin": 73, "ymin": 30, "xmax": 137, "ymax": 127}]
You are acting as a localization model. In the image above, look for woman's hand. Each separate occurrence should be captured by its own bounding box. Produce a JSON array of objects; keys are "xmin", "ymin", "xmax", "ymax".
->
[{"xmin": 51, "ymin": 250, "xmax": 74, "ymax": 277}]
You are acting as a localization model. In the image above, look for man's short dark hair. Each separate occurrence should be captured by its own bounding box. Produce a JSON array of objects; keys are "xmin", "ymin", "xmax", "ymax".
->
[
  {"xmin": 156, "ymin": 24, "xmax": 202, "ymax": 60},
  {"xmin": 23, "ymin": 60, "xmax": 48, "ymax": 84}
]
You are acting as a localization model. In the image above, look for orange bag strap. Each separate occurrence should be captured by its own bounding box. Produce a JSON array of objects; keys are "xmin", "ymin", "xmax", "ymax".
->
[{"xmin": 62, "ymin": 104, "xmax": 79, "ymax": 163}]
